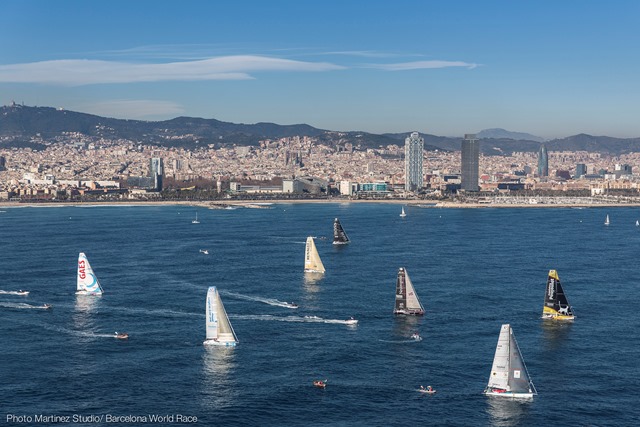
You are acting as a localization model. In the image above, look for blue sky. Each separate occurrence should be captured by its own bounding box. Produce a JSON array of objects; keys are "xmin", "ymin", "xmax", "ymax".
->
[{"xmin": 1, "ymin": 1, "xmax": 639, "ymax": 139}]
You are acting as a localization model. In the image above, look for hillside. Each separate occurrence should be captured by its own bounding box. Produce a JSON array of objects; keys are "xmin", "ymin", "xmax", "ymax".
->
[{"xmin": 1, "ymin": 104, "xmax": 639, "ymax": 154}]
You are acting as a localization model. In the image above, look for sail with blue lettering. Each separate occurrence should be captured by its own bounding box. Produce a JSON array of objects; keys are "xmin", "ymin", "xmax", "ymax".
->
[
  {"xmin": 76, "ymin": 253, "xmax": 103, "ymax": 295},
  {"xmin": 204, "ymin": 286, "xmax": 238, "ymax": 347}
]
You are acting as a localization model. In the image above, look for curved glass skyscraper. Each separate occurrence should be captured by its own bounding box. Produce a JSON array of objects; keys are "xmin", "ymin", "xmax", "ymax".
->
[
  {"xmin": 538, "ymin": 144, "xmax": 548, "ymax": 177},
  {"xmin": 404, "ymin": 132, "xmax": 424, "ymax": 191}
]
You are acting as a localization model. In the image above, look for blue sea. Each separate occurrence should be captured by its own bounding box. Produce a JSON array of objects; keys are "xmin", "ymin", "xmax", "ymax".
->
[{"xmin": 1, "ymin": 203, "xmax": 639, "ymax": 426}]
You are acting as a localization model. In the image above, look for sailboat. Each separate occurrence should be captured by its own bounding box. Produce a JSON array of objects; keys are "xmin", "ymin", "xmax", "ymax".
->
[
  {"xmin": 400, "ymin": 207, "xmax": 407, "ymax": 217},
  {"xmin": 192, "ymin": 212, "xmax": 200, "ymax": 224},
  {"xmin": 636, "ymin": 220, "xmax": 639, "ymax": 227},
  {"xmin": 203, "ymin": 286, "xmax": 238, "ymax": 347},
  {"xmin": 76, "ymin": 252, "xmax": 104, "ymax": 295},
  {"xmin": 604, "ymin": 214, "xmax": 610, "ymax": 226},
  {"xmin": 542, "ymin": 269, "xmax": 575, "ymax": 320},
  {"xmin": 304, "ymin": 236, "xmax": 326, "ymax": 273},
  {"xmin": 484, "ymin": 324, "xmax": 537, "ymax": 399},
  {"xmin": 333, "ymin": 218, "xmax": 350, "ymax": 245},
  {"xmin": 393, "ymin": 267, "xmax": 424, "ymax": 315}
]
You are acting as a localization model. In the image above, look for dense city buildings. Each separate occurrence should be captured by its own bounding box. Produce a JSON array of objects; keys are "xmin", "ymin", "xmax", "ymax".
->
[
  {"xmin": 404, "ymin": 132, "xmax": 424, "ymax": 191},
  {"xmin": 1, "ymin": 129, "xmax": 640, "ymax": 203},
  {"xmin": 461, "ymin": 134, "xmax": 480, "ymax": 192}
]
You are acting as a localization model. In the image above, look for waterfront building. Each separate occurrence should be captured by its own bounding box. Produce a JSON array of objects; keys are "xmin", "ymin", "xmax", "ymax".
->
[
  {"xmin": 461, "ymin": 134, "xmax": 479, "ymax": 192},
  {"xmin": 538, "ymin": 144, "xmax": 549, "ymax": 177},
  {"xmin": 404, "ymin": 132, "xmax": 424, "ymax": 191}
]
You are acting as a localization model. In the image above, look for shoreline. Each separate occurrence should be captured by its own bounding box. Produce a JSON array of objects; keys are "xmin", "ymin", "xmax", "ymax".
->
[{"xmin": 1, "ymin": 199, "xmax": 640, "ymax": 209}]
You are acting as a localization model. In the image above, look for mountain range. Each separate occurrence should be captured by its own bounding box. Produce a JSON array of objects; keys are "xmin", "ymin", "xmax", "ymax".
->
[{"xmin": 2, "ymin": 104, "xmax": 639, "ymax": 155}]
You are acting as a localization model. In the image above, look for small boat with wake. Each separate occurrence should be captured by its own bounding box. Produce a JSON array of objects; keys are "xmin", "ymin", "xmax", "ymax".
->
[
  {"xmin": 418, "ymin": 385, "xmax": 436, "ymax": 394},
  {"xmin": 42, "ymin": 304, "xmax": 52, "ymax": 310},
  {"xmin": 114, "ymin": 332, "xmax": 129, "ymax": 340},
  {"xmin": 411, "ymin": 332, "xmax": 422, "ymax": 341},
  {"xmin": 199, "ymin": 249, "xmax": 209, "ymax": 255},
  {"xmin": 344, "ymin": 317, "xmax": 358, "ymax": 325},
  {"xmin": 16, "ymin": 290, "xmax": 30, "ymax": 296},
  {"xmin": 313, "ymin": 379, "xmax": 327, "ymax": 389}
]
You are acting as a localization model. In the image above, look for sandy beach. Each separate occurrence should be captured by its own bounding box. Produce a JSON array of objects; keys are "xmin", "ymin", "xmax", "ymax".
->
[{"xmin": 1, "ymin": 198, "xmax": 640, "ymax": 209}]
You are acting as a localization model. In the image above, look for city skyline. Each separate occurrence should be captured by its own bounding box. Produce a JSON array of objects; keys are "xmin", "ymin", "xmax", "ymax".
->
[{"xmin": 2, "ymin": 1, "xmax": 640, "ymax": 139}]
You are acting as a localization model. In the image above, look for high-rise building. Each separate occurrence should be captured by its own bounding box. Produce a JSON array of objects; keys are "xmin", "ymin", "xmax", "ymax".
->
[
  {"xmin": 461, "ymin": 134, "xmax": 479, "ymax": 192},
  {"xmin": 0, "ymin": 156, "xmax": 6, "ymax": 171},
  {"xmin": 575, "ymin": 163, "xmax": 587, "ymax": 178},
  {"xmin": 538, "ymin": 144, "xmax": 549, "ymax": 177},
  {"xmin": 150, "ymin": 157, "xmax": 164, "ymax": 191},
  {"xmin": 404, "ymin": 132, "xmax": 424, "ymax": 191}
]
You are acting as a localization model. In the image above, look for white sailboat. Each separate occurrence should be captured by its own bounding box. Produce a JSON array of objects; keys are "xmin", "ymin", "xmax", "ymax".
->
[
  {"xmin": 400, "ymin": 207, "xmax": 407, "ymax": 217},
  {"xmin": 76, "ymin": 252, "xmax": 104, "ymax": 295},
  {"xmin": 203, "ymin": 286, "xmax": 238, "ymax": 347},
  {"xmin": 393, "ymin": 267, "xmax": 425, "ymax": 315},
  {"xmin": 484, "ymin": 324, "xmax": 537, "ymax": 399},
  {"xmin": 304, "ymin": 236, "xmax": 326, "ymax": 273},
  {"xmin": 604, "ymin": 214, "xmax": 610, "ymax": 226},
  {"xmin": 192, "ymin": 212, "xmax": 200, "ymax": 224},
  {"xmin": 636, "ymin": 220, "xmax": 639, "ymax": 227}
]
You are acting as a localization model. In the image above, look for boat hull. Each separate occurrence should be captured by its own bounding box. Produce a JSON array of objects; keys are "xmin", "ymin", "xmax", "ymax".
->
[
  {"xmin": 394, "ymin": 309, "xmax": 424, "ymax": 316},
  {"xmin": 542, "ymin": 313, "xmax": 575, "ymax": 321},
  {"xmin": 483, "ymin": 390, "xmax": 534, "ymax": 399},
  {"xmin": 75, "ymin": 291, "xmax": 102, "ymax": 296},
  {"xmin": 203, "ymin": 339, "xmax": 237, "ymax": 347}
]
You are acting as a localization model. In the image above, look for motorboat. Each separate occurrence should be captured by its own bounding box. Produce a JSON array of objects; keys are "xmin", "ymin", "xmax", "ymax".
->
[
  {"xmin": 16, "ymin": 290, "xmax": 29, "ymax": 296},
  {"xmin": 199, "ymin": 249, "xmax": 209, "ymax": 255},
  {"xmin": 411, "ymin": 332, "xmax": 422, "ymax": 341},
  {"xmin": 344, "ymin": 317, "xmax": 358, "ymax": 325},
  {"xmin": 313, "ymin": 380, "xmax": 327, "ymax": 389},
  {"xmin": 419, "ymin": 385, "xmax": 436, "ymax": 394},
  {"xmin": 114, "ymin": 332, "xmax": 129, "ymax": 340}
]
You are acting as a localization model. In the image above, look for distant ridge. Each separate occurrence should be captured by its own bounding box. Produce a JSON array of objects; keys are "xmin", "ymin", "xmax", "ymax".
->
[
  {"xmin": 1, "ymin": 104, "xmax": 639, "ymax": 155},
  {"xmin": 477, "ymin": 128, "xmax": 544, "ymax": 142}
]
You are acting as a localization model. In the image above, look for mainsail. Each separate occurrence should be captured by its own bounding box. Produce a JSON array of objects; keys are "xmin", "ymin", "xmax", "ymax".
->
[
  {"xmin": 204, "ymin": 286, "xmax": 238, "ymax": 347},
  {"xmin": 304, "ymin": 237, "xmax": 326, "ymax": 273},
  {"xmin": 333, "ymin": 218, "xmax": 350, "ymax": 245},
  {"xmin": 542, "ymin": 269, "xmax": 575, "ymax": 320},
  {"xmin": 76, "ymin": 252, "xmax": 103, "ymax": 295},
  {"xmin": 484, "ymin": 324, "xmax": 536, "ymax": 399},
  {"xmin": 393, "ymin": 267, "xmax": 424, "ymax": 315}
]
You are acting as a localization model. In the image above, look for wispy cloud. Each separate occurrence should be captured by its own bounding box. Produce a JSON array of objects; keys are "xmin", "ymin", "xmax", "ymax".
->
[
  {"xmin": 82, "ymin": 100, "xmax": 185, "ymax": 119},
  {"xmin": 369, "ymin": 60, "xmax": 479, "ymax": 71},
  {"xmin": 0, "ymin": 55, "xmax": 344, "ymax": 86}
]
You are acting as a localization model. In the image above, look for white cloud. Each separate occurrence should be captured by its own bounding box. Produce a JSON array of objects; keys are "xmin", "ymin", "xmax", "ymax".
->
[
  {"xmin": 369, "ymin": 60, "xmax": 479, "ymax": 71},
  {"xmin": 0, "ymin": 55, "xmax": 344, "ymax": 86},
  {"xmin": 82, "ymin": 100, "xmax": 185, "ymax": 119}
]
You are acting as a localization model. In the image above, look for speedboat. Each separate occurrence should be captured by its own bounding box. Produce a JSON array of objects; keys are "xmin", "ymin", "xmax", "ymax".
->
[
  {"xmin": 418, "ymin": 385, "xmax": 436, "ymax": 394},
  {"xmin": 288, "ymin": 302, "xmax": 299, "ymax": 309},
  {"xmin": 114, "ymin": 332, "xmax": 129, "ymax": 340},
  {"xmin": 16, "ymin": 290, "xmax": 30, "ymax": 296},
  {"xmin": 344, "ymin": 317, "xmax": 358, "ymax": 325},
  {"xmin": 411, "ymin": 332, "xmax": 422, "ymax": 341},
  {"xmin": 42, "ymin": 304, "xmax": 52, "ymax": 309},
  {"xmin": 199, "ymin": 249, "xmax": 209, "ymax": 255},
  {"xmin": 313, "ymin": 380, "xmax": 327, "ymax": 389}
]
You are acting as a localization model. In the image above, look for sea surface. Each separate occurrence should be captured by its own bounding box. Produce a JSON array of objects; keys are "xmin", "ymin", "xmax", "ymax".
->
[{"xmin": 1, "ymin": 203, "xmax": 639, "ymax": 426}]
